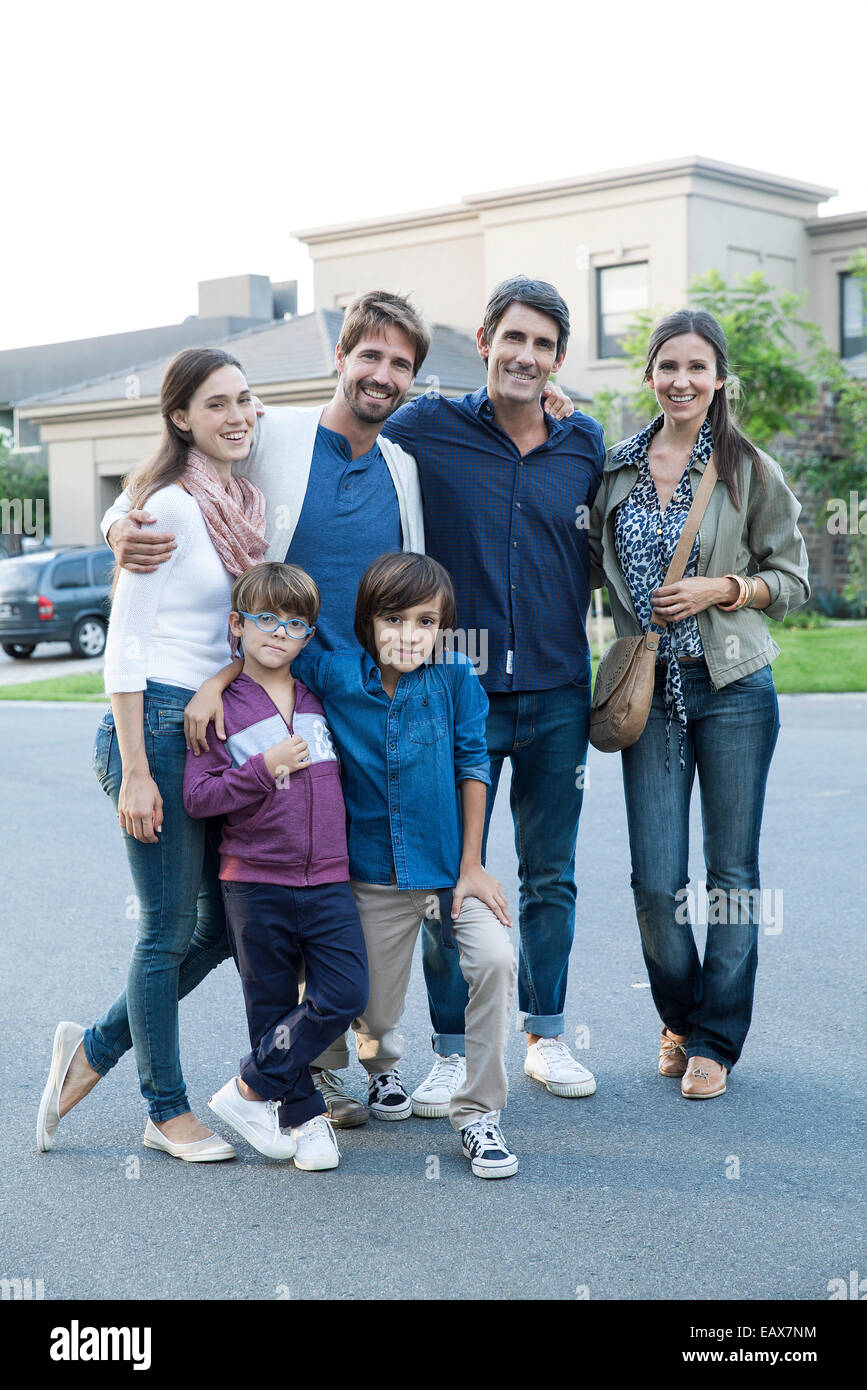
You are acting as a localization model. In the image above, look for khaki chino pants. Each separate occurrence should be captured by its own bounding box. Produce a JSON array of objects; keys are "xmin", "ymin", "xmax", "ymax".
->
[{"xmin": 347, "ymin": 879, "xmax": 517, "ymax": 1132}]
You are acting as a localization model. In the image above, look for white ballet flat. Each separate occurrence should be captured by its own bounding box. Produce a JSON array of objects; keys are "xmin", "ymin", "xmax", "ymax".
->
[
  {"xmin": 142, "ymin": 1116, "xmax": 236, "ymax": 1162},
  {"xmin": 37, "ymin": 1021, "xmax": 87, "ymax": 1152}
]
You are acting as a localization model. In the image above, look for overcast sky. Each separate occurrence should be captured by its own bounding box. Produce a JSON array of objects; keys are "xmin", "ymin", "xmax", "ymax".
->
[{"xmin": 2, "ymin": 0, "xmax": 864, "ymax": 352}]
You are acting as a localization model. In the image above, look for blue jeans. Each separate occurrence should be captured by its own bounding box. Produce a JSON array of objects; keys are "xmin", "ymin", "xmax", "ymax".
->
[
  {"xmin": 423, "ymin": 666, "xmax": 592, "ymax": 1042},
  {"xmin": 85, "ymin": 681, "xmax": 231, "ymax": 1122},
  {"xmin": 620, "ymin": 661, "xmax": 780, "ymax": 1070}
]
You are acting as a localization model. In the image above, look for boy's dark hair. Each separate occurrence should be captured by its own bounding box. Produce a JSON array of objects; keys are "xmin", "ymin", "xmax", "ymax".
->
[
  {"xmin": 482, "ymin": 275, "xmax": 571, "ymax": 360},
  {"xmin": 354, "ymin": 552, "xmax": 457, "ymax": 658},
  {"xmin": 231, "ymin": 562, "xmax": 321, "ymax": 625}
]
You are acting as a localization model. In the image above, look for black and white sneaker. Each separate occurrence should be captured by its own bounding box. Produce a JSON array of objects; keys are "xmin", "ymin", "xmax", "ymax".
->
[
  {"xmin": 460, "ymin": 1112, "xmax": 519, "ymax": 1179},
  {"xmin": 367, "ymin": 1069, "xmax": 413, "ymax": 1120}
]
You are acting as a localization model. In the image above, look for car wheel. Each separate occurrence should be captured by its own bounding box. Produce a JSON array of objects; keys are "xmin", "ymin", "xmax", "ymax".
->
[
  {"xmin": 2, "ymin": 643, "xmax": 36, "ymax": 658},
  {"xmin": 71, "ymin": 617, "xmax": 107, "ymax": 658}
]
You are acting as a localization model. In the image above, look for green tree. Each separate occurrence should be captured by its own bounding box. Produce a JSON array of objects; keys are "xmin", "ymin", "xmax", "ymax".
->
[{"xmin": 0, "ymin": 429, "xmax": 51, "ymax": 557}]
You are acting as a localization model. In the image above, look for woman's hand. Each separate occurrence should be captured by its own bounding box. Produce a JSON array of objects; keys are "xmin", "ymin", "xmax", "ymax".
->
[
  {"xmin": 118, "ymin": 769, "xmax": 163, "ymax": 843},
  {"xmin": 651, "ymin": 576, "xmax": 739, "ymax": 625},
  {"xmin": 452, "ymin": 863, "xmax": 512, "ymax": 928}
]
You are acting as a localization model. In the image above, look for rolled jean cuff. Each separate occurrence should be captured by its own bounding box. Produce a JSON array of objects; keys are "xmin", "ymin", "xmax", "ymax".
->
[
  {"xmin": 148, "ymin": 1098, "xmax": 193, "ymax": 1124},
  {"xmin": 83, "ymin": 1027, "xmax": 125, "ymax": 1078},
  {"xmin": 278, "ymin": 1090, "xmax": 326, "ymax": 1130},
  {"xmin": 522, "ymin": 1012, "xmax": 565, "ymax": 1038},
  {"xmin": 431, "ymin": 1032, "xmax": 466, "ymax": 1057}
]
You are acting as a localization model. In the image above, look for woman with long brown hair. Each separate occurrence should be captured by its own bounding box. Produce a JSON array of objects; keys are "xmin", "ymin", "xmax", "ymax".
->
[
  {"xmin": 37, "ymin": 347, "xmax": 267, "ymax": 1159},
  {"xmin": 589, "ymin": 310, "xmax": 809, "ymax": 1099}
]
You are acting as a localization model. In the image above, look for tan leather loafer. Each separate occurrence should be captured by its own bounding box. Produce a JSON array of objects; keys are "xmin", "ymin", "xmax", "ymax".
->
[
  {"xmin": 658, "ymin": 1027, "xmax": 688, "ymax": 1077},
  {"xmin": 681, "ymin": 1056, "xmax": 727, "ymax": 1099}
]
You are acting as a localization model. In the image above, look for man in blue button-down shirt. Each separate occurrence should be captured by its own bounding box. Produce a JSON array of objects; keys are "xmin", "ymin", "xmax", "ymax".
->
[{"xmin": 382, "ymin": 276, "xmax": 606, "ymax": 1100}]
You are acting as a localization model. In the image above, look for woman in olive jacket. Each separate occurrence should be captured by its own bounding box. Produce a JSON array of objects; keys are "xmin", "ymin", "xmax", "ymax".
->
[{"xmin": 588, "ymin": 309, "xmax": 809, "ymax": 1099}]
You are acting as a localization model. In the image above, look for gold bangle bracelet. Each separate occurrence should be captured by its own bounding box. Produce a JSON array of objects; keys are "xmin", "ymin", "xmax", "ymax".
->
[{"xmin": 719, "ymin": 573, "xmax": 748, "ymax": 612}]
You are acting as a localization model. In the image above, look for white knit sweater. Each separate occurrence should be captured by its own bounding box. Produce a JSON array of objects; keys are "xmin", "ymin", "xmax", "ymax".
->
[{"xmin": 103, "ymin": 483, "xmax": 235, "ymax": 695}]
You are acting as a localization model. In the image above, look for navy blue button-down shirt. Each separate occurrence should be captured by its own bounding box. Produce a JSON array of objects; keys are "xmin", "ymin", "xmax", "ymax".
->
[
  {"xmin": 290, "ymin": 646, "xmax": 490, "ymax": 891},
  {"xmin": 382, "ymin": 388, "xmax": 606, "ymax": 692}
]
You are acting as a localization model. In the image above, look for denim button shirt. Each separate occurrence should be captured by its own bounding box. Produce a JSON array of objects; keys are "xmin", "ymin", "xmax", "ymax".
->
[{"xmin": 290, "ymin": 646, "xmax": 491, "ymax": 892}]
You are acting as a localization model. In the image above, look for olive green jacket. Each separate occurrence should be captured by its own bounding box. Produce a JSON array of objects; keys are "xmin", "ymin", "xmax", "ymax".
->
[{"xmin": 588, "ymin": 441, "xmax": 811, "ymax": 689}]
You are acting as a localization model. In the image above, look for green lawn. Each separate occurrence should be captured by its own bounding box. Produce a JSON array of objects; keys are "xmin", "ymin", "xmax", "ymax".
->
[
  {"xmin": 768, "ymin": 622, "xmax": 867, "ymax": 694},
  {"xmin": 0, "ymin": 623, "xmax": 864, "ymax": 701}
]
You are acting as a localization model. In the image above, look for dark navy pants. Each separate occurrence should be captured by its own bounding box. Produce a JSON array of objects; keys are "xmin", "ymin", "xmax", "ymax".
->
[{"xmin": 221, "ymin": 880, "xmax": 369, "ymax": 1128}]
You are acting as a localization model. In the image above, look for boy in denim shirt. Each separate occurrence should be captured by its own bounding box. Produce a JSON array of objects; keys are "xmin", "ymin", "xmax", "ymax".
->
[{"xmin": 292, "ymin": 552, "xmax": 519, "ymax": 1179}]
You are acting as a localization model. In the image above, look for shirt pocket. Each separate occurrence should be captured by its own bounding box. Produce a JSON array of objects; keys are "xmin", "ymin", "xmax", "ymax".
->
[{"xmin": 407, "ymin": 689, "xmax": 448, "ymax": 745}]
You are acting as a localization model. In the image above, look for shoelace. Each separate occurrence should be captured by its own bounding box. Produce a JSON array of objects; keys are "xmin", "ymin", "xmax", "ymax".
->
[
  {"xmin": 421, "ymin": 1055, "xmax": 465, "ymax": 1090},
  {"xmin": 295, "ymin": 1114, "xmax": 340, "ymax": 1153},
  {"xmin": 535, "ymin": 1038, "xmax": 582, "ymax": 1075},
  {"xmin": 661, "ymin": 1036, "xmax": 686, "ymax": 1057},
  {"xmin": 371, "ymin": 1070, "xmax": 406, "ymax": 1099},
  {"xmin": 314, "ymin": 1069, "xmax": 345, "ymax": 1097},
  {"xmin": 465, "ymin": 1117, "xmax": 508, "ymax": 1155},
  {"xmin": 691, "ymin": 1066, "xmax": 709, "ymax": 1080}
]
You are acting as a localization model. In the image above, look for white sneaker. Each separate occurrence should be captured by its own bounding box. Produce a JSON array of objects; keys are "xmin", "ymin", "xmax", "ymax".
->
[
  {"xmin": 208, "ymin": 1078, "xmax": 297, "ymax": 1159},
  {"xmin": 291, "ymin": 1114, "xmax": 340, "ymax": 1170},
  {"xmin": 524, "ymin": 1038, "xmax": 596, "ymax": 1097},
  {"xmin": 460, "ymin": 1112, "xmax": 519, "ymax": 1179},
  {"xmin": 411, "ymin": 1053, "xmax": 467, "ymax": 1117}
]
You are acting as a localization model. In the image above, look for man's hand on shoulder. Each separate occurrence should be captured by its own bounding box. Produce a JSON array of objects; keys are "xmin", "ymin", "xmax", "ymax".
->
[{"xmin": 108, "ymin": 510, "xmax": 178, "ymax": 574}]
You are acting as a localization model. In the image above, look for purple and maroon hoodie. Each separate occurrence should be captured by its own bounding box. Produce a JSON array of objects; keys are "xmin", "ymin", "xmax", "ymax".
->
[{"xmin": 182, "ymin": 671, "xmax": 349, "ymax": 887}]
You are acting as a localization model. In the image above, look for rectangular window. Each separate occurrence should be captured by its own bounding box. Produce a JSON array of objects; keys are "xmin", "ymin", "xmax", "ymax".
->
[
  {"xmin": 840, "ymin": 272, "xmax": 867, "ymax": 359},
  {"xmin": 597, "ymin": 263, "xmax": 649, "ymax": 358}
]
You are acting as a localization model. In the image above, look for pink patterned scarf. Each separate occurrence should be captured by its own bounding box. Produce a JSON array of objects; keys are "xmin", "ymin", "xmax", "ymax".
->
[{"xmin": 182, "ymin": 448, "xmax": 268, "ymax": 574}]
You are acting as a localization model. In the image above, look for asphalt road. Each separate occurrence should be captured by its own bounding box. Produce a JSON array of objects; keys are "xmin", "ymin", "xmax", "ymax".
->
[
  {"xmin": 0, "ymin": 643, "xmax": 103, "ymax": 686},
  {"xmin": 1, "ymin": 695, "xmax": 864, "ymax": 1302}
]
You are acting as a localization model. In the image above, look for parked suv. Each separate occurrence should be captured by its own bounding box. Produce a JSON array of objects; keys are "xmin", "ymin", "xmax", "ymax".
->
[{"xmin": 0, "ymin": 546, "xmax": 115, "ymax": 659}]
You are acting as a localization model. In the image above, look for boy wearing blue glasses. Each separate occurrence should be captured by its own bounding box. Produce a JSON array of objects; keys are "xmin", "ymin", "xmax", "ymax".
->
[{"xmin": 183, "ymin": 562, "xmax": 369, "ymax": 1172}]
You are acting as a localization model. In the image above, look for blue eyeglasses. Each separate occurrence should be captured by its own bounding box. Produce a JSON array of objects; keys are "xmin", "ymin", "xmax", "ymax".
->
[{"xmin": 238, "ymin": 610, "xmax": 315, "ymax": 639}]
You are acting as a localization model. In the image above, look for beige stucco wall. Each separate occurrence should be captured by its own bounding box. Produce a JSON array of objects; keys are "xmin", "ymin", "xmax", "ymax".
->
[{"xmin": 309, "ymin": 222, "xmax": 485, "ymax": 335}]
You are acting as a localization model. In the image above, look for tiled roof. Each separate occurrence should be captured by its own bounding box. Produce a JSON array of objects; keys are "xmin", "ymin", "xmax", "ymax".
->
[{"xmin": 16, "ymin": 310, "xmax": 489, "ymax": 408}]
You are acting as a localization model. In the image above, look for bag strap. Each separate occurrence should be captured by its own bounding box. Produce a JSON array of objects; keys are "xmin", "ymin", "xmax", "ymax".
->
[{"xmin": 661, "ymin": 452, "xmax": 718, "ymax": 587}]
